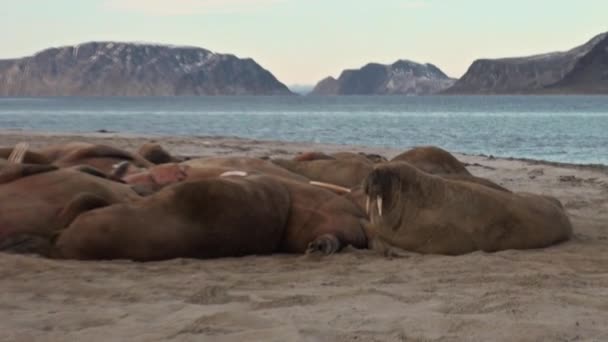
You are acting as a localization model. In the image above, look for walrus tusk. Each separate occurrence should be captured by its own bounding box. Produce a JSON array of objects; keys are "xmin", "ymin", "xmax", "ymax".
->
[
  {"xmin": 365, "ymin": 196, "xmax": 370, "ymax": 215},
  {"xmin": 377, "ymin": 196, "xmax": 383, "ymax": 217},
  {"xmin": 220, "ymin": 170, "xmax": 248, "ymax": 177},
  {"xmin": 309, "ymin": 181, "xmax": 351, "ymax": 194},
  {"xmin": 8, "ymin": 142, "xmax": 29, "ymax": 164},
  {"xmin": 111, "ymin": 161, "xmax": 131, "ymax": 179}
]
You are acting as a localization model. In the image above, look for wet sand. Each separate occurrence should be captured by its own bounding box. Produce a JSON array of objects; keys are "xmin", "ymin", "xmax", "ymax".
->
[{"xmin": 1, "ymin": 131, "xmax": 607, "ymax": 342}]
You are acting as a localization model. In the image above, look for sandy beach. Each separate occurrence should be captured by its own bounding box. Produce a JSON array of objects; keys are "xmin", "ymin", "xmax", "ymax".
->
[{"xmin": 1, "ymin": 130, "xmax": 607, "ymax": 342}]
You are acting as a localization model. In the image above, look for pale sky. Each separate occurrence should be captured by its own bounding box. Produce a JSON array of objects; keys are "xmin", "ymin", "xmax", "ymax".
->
[{"xmin": 1, "ymin": 0, "xmax": 606, "ymax": 85}]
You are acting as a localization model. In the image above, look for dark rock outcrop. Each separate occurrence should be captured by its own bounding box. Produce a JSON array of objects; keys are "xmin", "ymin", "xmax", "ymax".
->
[
  {"xmin": 445, "ymin": 32, "xmax": 608, "ymax": 94},
  {"xmin": 0, "ymin": 42, "xmax": 293, "ymax": 96},
  {"xmin": 310, "ymin": 60, "xmax": 456, "ymax": 95}
]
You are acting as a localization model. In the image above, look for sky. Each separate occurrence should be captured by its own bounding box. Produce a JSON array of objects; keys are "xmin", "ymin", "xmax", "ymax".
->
[{"xmin": 1, "ymin": 0, "xmax": 607, "ymax": 85}]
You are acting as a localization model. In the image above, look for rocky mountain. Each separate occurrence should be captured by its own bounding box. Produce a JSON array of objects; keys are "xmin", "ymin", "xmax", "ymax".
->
[
  {"xmin": 445, "ymin": 32, "xmax": 608, "ymax": 94},
  {"xmin": 0, "ymin": 42, "xmax": 293, "ymax": 96},
  {"xmin": 310, "ymin": 60, "xmax": 456, "ymax": 95}
]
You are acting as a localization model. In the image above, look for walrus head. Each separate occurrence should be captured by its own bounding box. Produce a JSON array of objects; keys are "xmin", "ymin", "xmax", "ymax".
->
[{"xmin": 362, "ymin": 162, "xmax": 423, "ymax": 231}]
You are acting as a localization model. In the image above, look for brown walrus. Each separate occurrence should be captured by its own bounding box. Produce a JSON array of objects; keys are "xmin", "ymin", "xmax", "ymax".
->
[
  {"xmin": 391, "ymin": 146, "xmax": 471, "ymax": 176},
  {"xmin": 362, "ymin": 162, "xmax": 572, "ymax": 255},
  {"xmin": 55, "ymin": 175, "xmax": 292, "ymax": 261},
  {"xmin": 39, "ymin": 142, "xmax": 153, "ymax": 175},
  {"xmin": 0, "ymin": 164, "xmax": 141, "ymax": 254},
  {"xmin": 54, "ymin": 171, "xmax": 367, "ymax": 261}
]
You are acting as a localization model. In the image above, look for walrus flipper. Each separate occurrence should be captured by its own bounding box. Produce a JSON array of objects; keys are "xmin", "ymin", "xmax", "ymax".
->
[
  {"xmin": 306, "ymin": 234, "xmax": 342, "ymax": 255},
  {"xmin": 57, "ymin": 193, "xmax": 112, "ymax": 228}
]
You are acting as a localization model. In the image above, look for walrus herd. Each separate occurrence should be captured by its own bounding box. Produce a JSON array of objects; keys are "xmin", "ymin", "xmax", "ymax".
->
[{"xmin": 0, "ymin": 142, "xmax": 573, "ymax": 261}]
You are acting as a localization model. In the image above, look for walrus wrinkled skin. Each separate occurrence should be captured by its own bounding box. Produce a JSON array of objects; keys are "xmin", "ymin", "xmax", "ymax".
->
[
  {"xmin": 272, "ymin": 158, "xmax": 373, "ymax": 188},
  {"xmin": 39, "ymin": 142, "xmax": 153, "ymax": 174},
  {"xmin": 0, "ymin": 165, "xmax": 140, "ymax": 253},
  {"xmin": 362, "ymin": 162, "xmax": 572, "ymax": 255},
  {"xmin": 391, "ymin": 146, "xmax": 471, "ymax": 176}
]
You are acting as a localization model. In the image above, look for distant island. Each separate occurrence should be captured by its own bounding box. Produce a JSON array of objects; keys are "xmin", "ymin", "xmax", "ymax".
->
[
  {"xmin": 445, "ymin": 32, "xmax": 608, "ymax": 94},
  {"xmin": 310, "ymin": 60, "xmax": 456, "ymax": 96},
  {"xmin": 0, "ymin": 42, "xmax": 293, "ymax": 96}
]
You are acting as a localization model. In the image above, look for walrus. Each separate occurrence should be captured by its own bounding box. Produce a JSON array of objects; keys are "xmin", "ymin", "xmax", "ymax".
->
[
  {"xmin": 272, "ymin": 158, "xmax": 373, "ymax": 188},
  {"xmin": 54, "ymin": 175, "xmax": 292, "ymax": 260},
  {"xmin": 54, "ymin": 170, "xmax": 367, "ymax": 260},
  {"xmin": 38, "ymin": 142, "xmax": 153, "ymax": 175},
  {"xmin": 391, "ymin": 146, "xmax": 471, "ymax": 176},
  {"xmin": 362, "ymin": 162, "xmax": 572, "ymax": 255},
  {"xmin": 0, "ymin": 164, "xmax": 141, "ymax": 254}
]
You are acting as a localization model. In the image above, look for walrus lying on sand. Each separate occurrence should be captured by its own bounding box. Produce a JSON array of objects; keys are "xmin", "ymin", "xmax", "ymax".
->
[
  {"xmin": 185, "ymin": 157, "xmax": 309, "ymax": 182},
  {"xmin": 55, "ymin": 173, "xmax": 367, "ymax": 261},
  {"xmin": 272, "ymin": 158, "xmax": 373, "ymax": 188},
  {"xmin": 362, "ymin": 162, "xmax": 572, "ymax": 255},
  {"xmin": 38, "ymin": 142, "xmax": 153, "ymax": 174},
  {"xmin": 0, "ymin": 164, "xmax": 141, "ymax": 254}
]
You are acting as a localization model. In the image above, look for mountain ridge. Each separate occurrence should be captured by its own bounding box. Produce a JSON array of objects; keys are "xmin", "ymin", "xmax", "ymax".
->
[{"xmin": 0, "ymin": 41, "xmax": 293, "ymax": 96}]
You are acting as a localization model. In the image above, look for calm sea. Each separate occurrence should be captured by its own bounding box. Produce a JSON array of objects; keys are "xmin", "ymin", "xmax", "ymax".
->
[{"xmin": 1, "ymin": 96, "xmax": 607, "ymax": 164}]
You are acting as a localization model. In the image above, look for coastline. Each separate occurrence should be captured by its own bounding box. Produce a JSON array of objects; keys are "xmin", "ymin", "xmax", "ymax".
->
[
  {"xmin": 1, "ymin": 130, "xmax": 608, "ymax": 341},
  {"xmin": 1, "ymin": 129, "xmax": 607, "ymax": 171}
]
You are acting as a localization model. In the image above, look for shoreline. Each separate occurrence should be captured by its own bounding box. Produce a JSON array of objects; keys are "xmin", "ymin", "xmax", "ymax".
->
[{"xmin": 2, "ymin": 129, "xmax": 606, "ymax": 171}]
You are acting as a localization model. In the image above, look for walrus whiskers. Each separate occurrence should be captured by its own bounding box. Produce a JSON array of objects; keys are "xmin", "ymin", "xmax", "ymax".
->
[{"xmin": 309, "ymin": 181, "xmax": 351, "ymax": 194}]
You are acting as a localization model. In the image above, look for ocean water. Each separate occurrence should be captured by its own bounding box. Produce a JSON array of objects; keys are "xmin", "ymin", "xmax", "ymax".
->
[{"xmin": 0, "ymin": 96, "xmax": 607, "ymax": 164}]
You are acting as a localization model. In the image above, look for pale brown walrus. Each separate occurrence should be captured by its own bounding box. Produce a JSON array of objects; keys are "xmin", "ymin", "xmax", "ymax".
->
[
  {"xmin": 54, "ymin": 170, "xmax": 368, "ymax": 261},
  {"xmin": 272, "ymin": 158, "xmax": 373, "ymax": 188},
  {"xmin": 0, "ymin": 164, "xmax": 141, "ymax": 254},
  {"xmin": 362, "ymin": 162, "xmax": 572, "ymax": 255}
]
